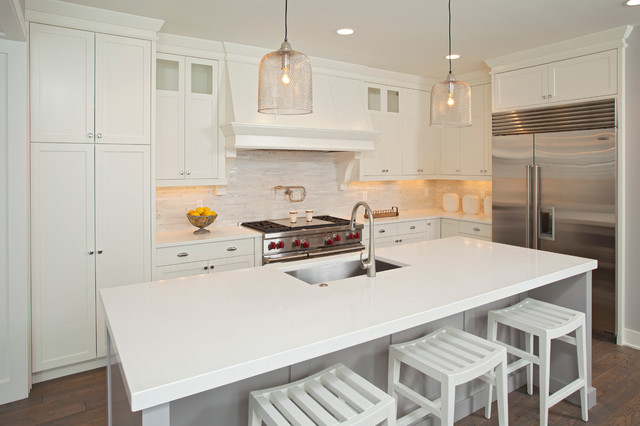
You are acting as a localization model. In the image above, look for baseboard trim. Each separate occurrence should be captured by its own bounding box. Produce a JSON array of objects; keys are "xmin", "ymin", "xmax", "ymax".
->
[
  {"xmin": 32, "ymin": 357, "xmax": 106, "ymax": 383},
  {"xmin": 622, "ymin": 328, "xmax": 640, "ymax": 350}
]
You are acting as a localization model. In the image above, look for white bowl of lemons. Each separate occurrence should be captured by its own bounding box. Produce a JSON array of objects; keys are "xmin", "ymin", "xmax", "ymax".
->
[{"xmin": 187, "ymin": 207, "xmax": 217, "ymax": 234}]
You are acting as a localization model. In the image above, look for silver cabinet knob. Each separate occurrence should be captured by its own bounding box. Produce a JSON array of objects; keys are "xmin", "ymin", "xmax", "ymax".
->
[
  {"xmin": 97, "ymin": 133, "xmax": 102, "ymax": 139},
  {"xmin": 410, "ymin": 226, "xmax": 416, "ymax": 230},
  {"xmin": 88, "ymin": 133, "xmax": 93, "ymax": 139},
  {"xmin": 226, "ymin": 247, "xmax": 237, "ymax": 251},
  {"xmin": 177, "ymin": 252, "xmax": 189, "ymax": 257},
  {"xmin": 548, "ymin": 94, "xmax": 553, "ymax": 99},
  {"xmin": 473, "ymin": 227, "xmax": 480, "ymax": 232},
  {"xmin": 378, "ymin": 229, "xmax": 386, "ymax": 233},
  {"xmin": 88, "ymin": 250, "xmax": 94, "ymax": 255},
  {"xmin": 180, "ymin": 171, "xmax": 184, "ymax": 175},
  {"xmin": 97, "ymin": 249, "xmax": 103, "ymax": 254},
  {"xmin": 542, "ymin": 95, "xmax": 547, "ymax": 100},
  {"xmin": 204, "ymin": 266, "xmax": 209, "ymax": 270},
  {"xmin": 186, "ymin": 171, "xmax": 191, "ymax": 176}
]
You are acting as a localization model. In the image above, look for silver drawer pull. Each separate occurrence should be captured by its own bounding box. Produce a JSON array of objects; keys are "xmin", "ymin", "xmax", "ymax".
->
[
  {"xmin": 378, "ymin": 229, "xmax": 386, "ymax": 233},
  {"xmin": 177, "ymin": 252, "xmax": 189, "ymax": 257},
  {"xmin": 409, "ymin": 226, "xmax": 416, "ymax": 230},
  {"xmin": 226, "ymin": 247, "xmax": 237, "ymax": 251},
  {"xmin": 473, "ymin": 227, "xmax": 480, "ymax": 232}
]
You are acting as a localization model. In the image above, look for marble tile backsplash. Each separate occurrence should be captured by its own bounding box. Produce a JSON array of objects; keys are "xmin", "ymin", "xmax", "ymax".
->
[{"xmin": 156, "ymin": 150, "xmax": 492, "ymax": 232}]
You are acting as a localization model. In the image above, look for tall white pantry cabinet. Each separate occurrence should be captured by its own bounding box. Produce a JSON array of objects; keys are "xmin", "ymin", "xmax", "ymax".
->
[{"xmin": 29, "ymin": 22, "xmax": 153, "ymax": 373}]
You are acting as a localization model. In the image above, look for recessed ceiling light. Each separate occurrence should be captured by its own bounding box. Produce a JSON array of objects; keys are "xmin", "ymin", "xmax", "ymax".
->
[
  {"xmin": 627, "ymin": 0, "xmax": 640, "ymax": 5},
  {"xmin": 337, "ymin": 28, "xmax": 355, "ymax": 36},
  {"xmin": 445, "ymin": 54, "xmax": 461, "ymax": 60}
]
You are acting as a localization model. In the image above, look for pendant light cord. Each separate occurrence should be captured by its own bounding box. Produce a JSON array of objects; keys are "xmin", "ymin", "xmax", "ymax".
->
[
  {"xmin": 284, "ymin": 0, "xmax": 288, "ymax": 42},
  {"xmin": 448, "ymin": 0, "xmax": 452, "ymax": 74}
]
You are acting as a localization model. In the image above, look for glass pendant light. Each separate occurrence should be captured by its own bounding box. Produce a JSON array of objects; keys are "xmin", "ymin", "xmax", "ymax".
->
[
  {"xmin": 258, "ymin": 0, "xmax": 312, "ymax": 115},
  {"xmin": 430, "ymin": 0, "xmax": 471, "ymax": 127}
]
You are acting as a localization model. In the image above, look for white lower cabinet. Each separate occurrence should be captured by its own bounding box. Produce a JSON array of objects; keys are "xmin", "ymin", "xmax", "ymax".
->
[
  {"xmin": 156, "ymin": 238, "xmax": 258, "ymax": 280},
  {"xmin": 364, "ymin": 219, "xmax": 440, "ymax": 247},
  {"xmin": 31, "ymin": 143, "xmax": 151, "ymax": 372},
  {"xmin": 440, "ymin": 219, "xmax": 492, "ymax": 241}
]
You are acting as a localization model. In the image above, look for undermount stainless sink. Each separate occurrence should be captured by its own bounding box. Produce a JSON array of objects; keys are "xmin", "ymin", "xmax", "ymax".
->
[{"xmin": 284, "ymin": 259, "xmax": 402, "ymax": 285}]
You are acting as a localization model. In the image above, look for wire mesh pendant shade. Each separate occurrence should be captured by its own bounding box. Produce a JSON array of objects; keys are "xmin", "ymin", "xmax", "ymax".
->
[
  {"xmin": 430, "ymin": 72, "xmax": 472, "ymax": 127},
  {"xmin": 258, "ymin": 41, "xmax": 312, "ymax": 115}
]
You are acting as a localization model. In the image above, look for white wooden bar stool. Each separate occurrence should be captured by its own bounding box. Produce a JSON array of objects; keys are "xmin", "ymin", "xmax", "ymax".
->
[
  {"xmin": 388, "ymin": 326, "xmax": 508, "ymax": 426},
  {"xmin": 249, "ymin": 363, "xmax": 396, "ymax": 425},
  {"xmin": 486, "ymin": 298, "xmax": 588, "ymax": 426}
]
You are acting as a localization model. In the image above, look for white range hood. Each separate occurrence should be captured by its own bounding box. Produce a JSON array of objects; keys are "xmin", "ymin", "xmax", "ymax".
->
[{"xmin": 222, "ymin": 43, "xmax": 379, "ymax": 155}]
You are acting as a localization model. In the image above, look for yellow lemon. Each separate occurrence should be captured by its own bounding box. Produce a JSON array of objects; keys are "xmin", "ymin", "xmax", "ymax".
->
[
  {"xmin": 210, "ymin": 210, "xmax": 217, "ymax": 215},
  {"xmin": 191, "ymin": 212, "xmax": 200, "ymax": 216},
  {"xmin": 187, "ymin": 209, "xmax": 196, "ymax": 215},
  {"xmin": 203, "ymin": 207, "xmax": 211, "ymax": 214},
  {"xmin": 195, "ymin": 207, "xmax": 204, "ymax": 214}
]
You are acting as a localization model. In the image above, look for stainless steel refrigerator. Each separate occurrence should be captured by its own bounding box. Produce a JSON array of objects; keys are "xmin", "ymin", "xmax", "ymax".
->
[{"xmin": 492, "ymin": 99, "xmax": 616, "ymax": 341}]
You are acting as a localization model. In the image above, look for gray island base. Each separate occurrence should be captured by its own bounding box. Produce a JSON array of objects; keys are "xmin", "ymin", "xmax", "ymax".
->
[{"xmin": 101, "ymin": 237, "xmax": 597, "ymax": 425}]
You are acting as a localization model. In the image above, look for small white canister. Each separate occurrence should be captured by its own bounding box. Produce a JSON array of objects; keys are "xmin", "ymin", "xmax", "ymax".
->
[{"xmin": 443, "ymin": 193, "xmax": 459, "ymax": 212}]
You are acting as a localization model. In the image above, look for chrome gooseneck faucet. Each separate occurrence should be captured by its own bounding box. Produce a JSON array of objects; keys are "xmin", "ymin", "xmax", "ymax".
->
[{"xmin": 350, "ymin": 201, "xmax": 376, "ymax": 278}]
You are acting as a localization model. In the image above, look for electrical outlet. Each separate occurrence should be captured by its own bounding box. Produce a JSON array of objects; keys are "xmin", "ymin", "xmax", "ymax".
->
[
  {"xmin": 481, "ymin": 191, "xmax": 486, "ymax": 199},
  {"xmin": 196, "ymin": 199, "xmax": 204, "ymax": 208},
  {"xmin": 425, "ymin": 188, "xmax": 430, "ymax": 198}
]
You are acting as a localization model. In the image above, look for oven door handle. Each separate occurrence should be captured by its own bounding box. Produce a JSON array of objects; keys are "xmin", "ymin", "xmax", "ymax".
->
[
  {"xmin": 263, "ymin": 253, "xmax": 309, "ymax": 264},
  {"xmin": 306, "ymin": 245, "xmax": 365, "ymax": 258}
]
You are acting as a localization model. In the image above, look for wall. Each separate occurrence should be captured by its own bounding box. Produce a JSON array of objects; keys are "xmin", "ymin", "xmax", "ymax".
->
[
  {"xmin": 156, "ymin": 150, "xmax": 491, "ymax": 232},
  {"xmin": 624, "ymin": 27, "xmax": 640, "ymax": 346}
]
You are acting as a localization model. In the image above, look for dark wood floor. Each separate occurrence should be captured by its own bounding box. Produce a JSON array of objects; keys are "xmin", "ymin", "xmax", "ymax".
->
[{"xmin": 0, "ymin": 337, "xmax": 638, "ymax": 425}]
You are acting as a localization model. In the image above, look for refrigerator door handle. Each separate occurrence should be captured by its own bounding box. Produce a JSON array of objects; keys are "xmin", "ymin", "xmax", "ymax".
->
[
  {"xmin": 532, "ymin": 165, "xmax": 541, "ymax": 249},
  {"xmin": 525, "ymin": 165, "xmax": 531, "ymax": 248},
  {"xmin": 539, "ymin": 206, "xmax": 556, "ymax": 241}
]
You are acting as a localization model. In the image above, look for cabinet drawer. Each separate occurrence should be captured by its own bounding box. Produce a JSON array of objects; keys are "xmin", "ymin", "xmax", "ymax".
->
[
  {"xmin": 157, "ymin": 238, "xmax": 254, "ymax": 266},
  {"xmin": 374, "ymin": 222, "xmax": 398, "ymax": 237},
  {"xmin": 458, "ymin": 222, "xmax": 492, "ymax": 238},
  {"xmin": 397, "ymin": 220, "xmax": 427, "ymax": 235}
]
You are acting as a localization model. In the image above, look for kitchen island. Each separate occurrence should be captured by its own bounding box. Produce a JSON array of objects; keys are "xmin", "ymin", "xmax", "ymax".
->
[{"xmin": 101, "ymin": 237, "xmax": 597, "ymax": 425}]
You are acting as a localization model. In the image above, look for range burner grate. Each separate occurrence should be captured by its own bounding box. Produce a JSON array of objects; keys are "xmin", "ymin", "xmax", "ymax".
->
[
  {"xmin": 313, "ymin": 215, "xmax": 350, "ymax": 226},
  {"xmin": 241, "ymin": 220, "xmax": 291, "ymax": 233}
]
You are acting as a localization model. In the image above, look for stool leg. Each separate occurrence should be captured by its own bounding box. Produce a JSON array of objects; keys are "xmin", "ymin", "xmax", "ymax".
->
[
  {"xmin": 495, "ymin": 358, "xmax": 509, "ymax": 426},
  {"xmin": 441, "ymin": 378, "xmax": 456, "ymax": 426},
  {"xmin": 539, "ymin": 336, "xmax": 551, "ymax": 426},
  {"xmin": 525, "ymin": 332, "xmax": 534, "ymax": 395},
  {"xmin": 248, "ymin": 396, "xmax": 261, "ymax": 426},
  {"xmin": 576, "ymin": 323, "xmax": 589, "ymax": 421},
  {"xmin": 388, "ymin": 349, "xmax": 400, "ymax": 422},
  {"xmin": 485, "ymin": 315, "xmax": 499, "ymax": 419}
]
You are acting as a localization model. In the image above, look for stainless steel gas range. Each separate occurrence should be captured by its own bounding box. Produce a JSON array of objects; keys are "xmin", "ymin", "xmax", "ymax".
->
[{"xmin": 241, "ymin": 215, "xmax": 364, "ymax": 264}]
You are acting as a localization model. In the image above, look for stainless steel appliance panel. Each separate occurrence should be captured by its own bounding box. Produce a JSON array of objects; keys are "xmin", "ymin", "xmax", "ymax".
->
[
  {"xmin": 535, "ymin": 129, "xmax": 616, "ymax": 338},
  {"xmin": 492, "ymin": 134, "xmax": 534, "ymax": 248}
]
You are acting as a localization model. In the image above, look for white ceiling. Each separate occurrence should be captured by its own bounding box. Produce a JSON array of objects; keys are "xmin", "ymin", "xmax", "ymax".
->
[{"xmin": 58, "ymin": 0, "xmax": 640, "ymax": 78}]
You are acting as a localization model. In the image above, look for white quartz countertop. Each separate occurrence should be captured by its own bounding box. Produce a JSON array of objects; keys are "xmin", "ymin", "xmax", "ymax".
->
[
  {"xmin": 101, "ymin": 237, "xmax": 594, "ymax": 412},
  {"xmin": 157, "ymin": 209, "xmax": 490, "ymax": 247},
  {"xmin": 156, "ymin": 225, "xmax": 261, "ymax": 247}
]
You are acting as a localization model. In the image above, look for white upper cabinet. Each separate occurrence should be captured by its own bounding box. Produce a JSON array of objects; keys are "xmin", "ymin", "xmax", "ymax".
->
[
  {"xmin": 30, "ymin": 24, "xmax": 94, "ymax": 143},
  {"xmin": 156, "ymin": 53, "xmax": 221, "ymax": 185},
  {"xmin": 30, "ymin": 23, "xmax": 151, "ymax": 144},
  {"xmin": 493, "ymin": 50, "xmax": 617, "ymax": 111},
  {"xmin": 439, "ymin": 84, "xmax": 491, "ymax": 177},
  {"xmin": 363, "ymin": 85, "xmax": 436, "ymax": 179},
  {"xmin": 95, "ymin": 34, "xmax": 151, "ymax": 144}
]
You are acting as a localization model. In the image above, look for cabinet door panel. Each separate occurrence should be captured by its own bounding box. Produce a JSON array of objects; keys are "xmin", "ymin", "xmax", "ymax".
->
[
  {"xmin": 439, "ymin": 127, "xmax": 461, "ymax": 175},
  {"xmin": 29, "ymin": 23, "xmax": 94, "ymax": 143},
  {"xmin": 31, "ymin": 144, "xmax": 96, "ymax": 371},
  {"xmin": 157, "ymin": 261, "xmax": 209, "ymax": 280},
  {"xmin": 426, "ymin": 219, "xmax": 441, "ymax": 240},
  {"xmin": 363, "ymin": 114, "xmax": 384, "ymax": 176},
  {"xmin": 550, "ymin": 50, "xmax": 617, "ymax": 103},
  {"xmin": 95, "ymin": 34, "xmax": 151, "ymax": 144},
  {"xmin": 185, "ymin": 96, "xmax": 218, "ymax": 178},
  {"xmin": 460, "ymin": 85, "xmax": 486, "ymax": 175},
  {"xmin": 419, "ymin": 92, "xmax": 437, "ymax": 175},
  {"xmin": 382, "ymin": 116, "xmax": 403, "ymax": 175},
  {"xmin": 494, "ymin": 64, "xmax": 548, "ymax": 110},
  {"xmin": 95, "ymin": 145, "xmax": 151, "ymax": 357},
  {"xmin": 156, "ymin": 54, "xmax": 185, "ymax": 180},
  {"xmin": 440, "ymin": 219, "xmax": 459, "ymax": 238},
  {"xmin": 210, "ymin": 255, "xmax": 255, "ymax": 273}
]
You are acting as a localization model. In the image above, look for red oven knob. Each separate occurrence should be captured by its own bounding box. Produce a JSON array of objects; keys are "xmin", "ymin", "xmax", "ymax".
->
[
  {"xmin": 335, "ymin": 234, "xmax": 342, "ymax": 242},
  {"xmin": 268, "ymin": 242, "xmax": 277, "ymax": 250},
  {"xmin": 355, "ymin": 232, "xmax": 361, "ymax": 239},
  {"xmin": 348, "ymin": 233, "xmax": 355, "ymax": 239},
  {"xmin": 277, "ymin": 241, "xmax": 285, "ymax": 249},
  {"xmin": 326, "ymin": 238, "xmax": 334, "ymax": 245},
  {"xmin": 302, "ymin": 241, "xmax": 310, "ymax": 248},
  {"xmin": 293, "ymin": 239, "xmax": 301, "ymax": 247}
]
